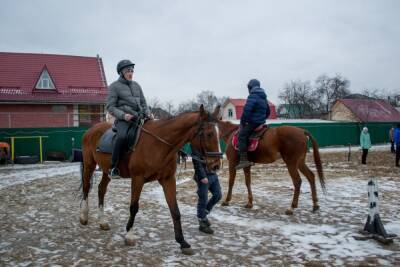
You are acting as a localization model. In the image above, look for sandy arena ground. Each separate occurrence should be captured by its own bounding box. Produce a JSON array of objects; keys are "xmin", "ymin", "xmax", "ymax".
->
[{"xmin": 0, "ymin": 147, "xmax": 399, "ymax": 266}]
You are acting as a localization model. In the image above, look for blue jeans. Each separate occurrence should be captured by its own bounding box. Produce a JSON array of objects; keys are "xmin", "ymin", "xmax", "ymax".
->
[{"xmin": 196, "ymin": 173, "xmax": 222, "ymax": 219}]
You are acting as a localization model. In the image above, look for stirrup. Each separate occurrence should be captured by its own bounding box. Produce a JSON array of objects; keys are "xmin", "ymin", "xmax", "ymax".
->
[{"xmin": 235, "ymin": 160, "xmax": 254, "ymax": 170}]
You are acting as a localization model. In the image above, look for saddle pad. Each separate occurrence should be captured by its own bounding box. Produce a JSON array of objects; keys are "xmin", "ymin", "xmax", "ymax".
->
[
  {"xmin": 232, "ymin": 125, "xmax": 269, "ymax": 152},
  {"xmin": 232, "ymin": 135, "xmax": 259, "ymax": 152},
  {"xmin": 96, "ymin": 122, "xmax": 142, "ymax": 154}
]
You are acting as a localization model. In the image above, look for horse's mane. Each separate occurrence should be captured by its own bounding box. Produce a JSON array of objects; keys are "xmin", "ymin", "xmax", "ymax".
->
[{"xmin": 151, "ymin": 111, "xmax": 198, "ymax": 127}]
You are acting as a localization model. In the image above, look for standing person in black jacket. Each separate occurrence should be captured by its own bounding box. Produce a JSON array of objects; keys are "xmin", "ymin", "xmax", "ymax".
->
[
  {"xmin": 236, "ymin": 79, "xmax": 270, "ymax": 170},
  {"xmin": 190, "ymin": 144, "xmax": 222, "ymax": 234}
]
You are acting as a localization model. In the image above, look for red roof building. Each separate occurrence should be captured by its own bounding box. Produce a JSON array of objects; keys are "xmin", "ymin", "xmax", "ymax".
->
[
  {"xmin": 221, "ymin": 98, "xmax": 277, "ymax": 121},
  {"xmin": 0, "ymin": 52, "xmax": 108, "ymax": 128},
  {"xmin": 331, "ymin": 98, "xmax": 400, "ymax": 122}
]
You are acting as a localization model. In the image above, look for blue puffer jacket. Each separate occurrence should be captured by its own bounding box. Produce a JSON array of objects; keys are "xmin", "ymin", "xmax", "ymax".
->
[
  {"xmin": 240, "ymin": 79, "xmax": 270, "ymax": 125},
  {"xmin": 394, "ymin": 127, "xmax": 400, "ymax": 145}
]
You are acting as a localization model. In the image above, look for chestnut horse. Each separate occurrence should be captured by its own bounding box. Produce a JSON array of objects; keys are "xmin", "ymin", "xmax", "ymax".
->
[
  {"xmin": 218, "ymin": 120, "xmax": 326, "ymax": 215},
  {"xmin": 79, "ymin": 105, "xmax": 221, "ymax": 255}
]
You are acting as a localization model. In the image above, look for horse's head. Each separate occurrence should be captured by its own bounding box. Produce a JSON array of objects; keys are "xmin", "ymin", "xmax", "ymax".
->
[{"xmin": 190, "ymin": 105, "xmax": 222, "ymax": 172}]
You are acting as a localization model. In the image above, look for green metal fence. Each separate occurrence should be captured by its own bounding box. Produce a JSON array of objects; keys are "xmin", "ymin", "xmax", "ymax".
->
[
  {"xmin": 0, "ymin": 121, "xmax": 394, "ymax": 161},
  {"xmin": 0, "ymin": 127, "xmax": 88, "ymax": 160}
]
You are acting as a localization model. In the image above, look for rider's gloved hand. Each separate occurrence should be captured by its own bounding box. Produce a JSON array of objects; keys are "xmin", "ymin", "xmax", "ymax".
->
[{"xmin": 124, "ymin": 113, "xmax": 134, "ymax": 121}]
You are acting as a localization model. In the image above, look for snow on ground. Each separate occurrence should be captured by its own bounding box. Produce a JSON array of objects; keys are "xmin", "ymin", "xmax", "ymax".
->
[
  {"xmin": 0, "ymin": 162, "xmax": 81, "ymax": 190},
  {"xmin": 0, "ymin": 150, "xmax": 399, "ymax": 266},
  {"xmin": 316, "ymin": 144, "xmax": 390, "ymax": 153}
]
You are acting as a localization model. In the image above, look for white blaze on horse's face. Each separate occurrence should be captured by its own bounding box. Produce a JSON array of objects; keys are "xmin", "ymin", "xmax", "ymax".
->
[{"xmin": 214, "ymin": 124, "xmax": 221, "ymax": 153}]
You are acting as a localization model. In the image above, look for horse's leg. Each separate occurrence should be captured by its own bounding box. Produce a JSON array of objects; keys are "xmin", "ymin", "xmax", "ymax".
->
[
  {"xmin": 80, "ymin": 154, "xmax": 96, "ymax": 225},
  {"xmin": 158, "ymin": 177, "xmax": 194, "ymax": 255},
  {"xmin": 125, "ymin": 177, "xmax": 144, "ymax": 246},
  {"xmin": 98, "ymin": 172, "xmax": 111, "ymax": 230},
  {"xmin": 285, "ymin": 162, "xmax": 302, "ymax": 215},
  {"xmin": 221, "ymin": 159, "xmax": 237, "ymax": 206},
  {"xmin": 299, "ymin": 162, "xmax": 319, "ymax": 212},
  {"xmin": 244, "ymin": 166, "xmax": 253, "ymax": 209}
]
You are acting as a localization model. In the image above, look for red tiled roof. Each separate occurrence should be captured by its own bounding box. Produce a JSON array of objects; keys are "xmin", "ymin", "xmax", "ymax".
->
[
  {"xmin": 224, "ymin": 98, "xmax": 277, "ymax": 119},
  {"xmin": 339, "ymin": 99, "xmax": 400, "ymax": 122},
  {"xmin": 0, "ymin": 52, "xmax": 107, "ymax": 104}
]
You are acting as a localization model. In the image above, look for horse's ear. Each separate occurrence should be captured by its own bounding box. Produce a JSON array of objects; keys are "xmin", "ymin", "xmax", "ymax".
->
[
  {"xmin": 212, "ymin": 105, "xmax": 222, "ymax": 120},
  {"xmin": 199, "ymin": 104, "xmax": 206, "ymax": 119}
]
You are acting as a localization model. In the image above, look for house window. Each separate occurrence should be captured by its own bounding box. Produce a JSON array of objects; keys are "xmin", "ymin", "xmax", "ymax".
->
[
  {"xmin": 228, "ymin": 108, "xmax": 233, "ymax": 117},
  {"xmin": 35, "ymin": 69, "xmax": 55, "ymax": 89}
]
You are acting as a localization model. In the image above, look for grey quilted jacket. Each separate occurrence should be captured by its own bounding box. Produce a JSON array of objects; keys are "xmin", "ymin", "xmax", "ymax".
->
[{"xmin": 106, "ymin": 77, "xmax": 150, "ymax": 120}]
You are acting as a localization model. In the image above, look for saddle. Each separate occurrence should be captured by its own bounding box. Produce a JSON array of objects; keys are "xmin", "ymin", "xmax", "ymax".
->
[
  {"xmin": 96, "ymin": 120, "xmax": 144, "ymax": 154},
  {"xmin": 232, "ymin": 124, "xmax": 269, "ymax": 152}
]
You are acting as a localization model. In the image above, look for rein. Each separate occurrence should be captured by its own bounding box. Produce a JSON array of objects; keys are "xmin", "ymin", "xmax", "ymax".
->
[{"xmin": 138, "ymin": 116, "xmax": 222, "ymax": 163}]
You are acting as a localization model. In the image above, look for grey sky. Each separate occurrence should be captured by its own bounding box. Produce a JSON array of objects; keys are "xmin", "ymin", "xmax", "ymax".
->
[{"xmin": 1, "ymin": 0, "xmax": 399, "ymax": 106}]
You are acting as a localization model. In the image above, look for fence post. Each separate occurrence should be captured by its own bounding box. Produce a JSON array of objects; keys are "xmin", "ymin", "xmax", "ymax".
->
[{"xmin": 354, "ymin": 177, "xmax": 396, "ymax": 244}]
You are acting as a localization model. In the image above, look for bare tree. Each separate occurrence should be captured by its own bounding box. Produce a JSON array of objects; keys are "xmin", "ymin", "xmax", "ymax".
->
[
  {"xmin": 196, "ymin": 90, "xmax": 219, "ymax": 112},
  {"xmin": 278, "ymin": 80, "xmax": 316, "ymax": 118},
  {"xmin": 163, "ymin": 100, "xmax": 176, "ymax": 115},
  {"xmin": 148, "ymin": 97, "xmax": 162, "ymax": 110},
  {"xmin": 315, "ymin": 73, "xmax": 350, "ymax": 113},
  {"xmin": 176, "ymin": 100, "xmax": 199, "ymax": 114}
]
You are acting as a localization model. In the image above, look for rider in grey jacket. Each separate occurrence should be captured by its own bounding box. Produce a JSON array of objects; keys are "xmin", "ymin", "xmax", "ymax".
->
[{"xmin": 106, "ymin": 59, "xmax": 150, "ymax": 178}]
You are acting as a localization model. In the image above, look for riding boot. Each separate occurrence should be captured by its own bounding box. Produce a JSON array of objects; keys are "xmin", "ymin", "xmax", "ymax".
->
[
  {"xmin": 235, "ymin": 152, "xmax": 254, "ymax": 170},
  {"xmin": 198, "ymin": 218, "xmax": 214, "ymax": 234}
]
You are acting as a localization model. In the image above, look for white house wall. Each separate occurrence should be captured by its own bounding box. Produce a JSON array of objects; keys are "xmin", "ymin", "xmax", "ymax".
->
[{"xmin": 222, "ymin": 103, "xmax": 237, "ymax": 121}]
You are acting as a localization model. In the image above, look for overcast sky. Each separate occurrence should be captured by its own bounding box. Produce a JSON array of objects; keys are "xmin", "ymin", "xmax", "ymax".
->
[{"xmin": 1, "ymin": 0, "xmax": 399, "ymax": 106}]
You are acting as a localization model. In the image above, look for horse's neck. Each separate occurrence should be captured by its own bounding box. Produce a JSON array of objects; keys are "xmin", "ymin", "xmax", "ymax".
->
[
  {"xmin": 219, "ymin": 121, "xmax": 239, "ymax": 142},
  {"xmin": 151, "ymin": 113, "xmax": 199, "ymax": 148}
]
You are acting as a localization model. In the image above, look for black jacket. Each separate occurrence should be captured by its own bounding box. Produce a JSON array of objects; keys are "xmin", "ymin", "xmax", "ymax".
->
[{"xmin": 190, "ymin": 144, "xmax": 215, "ymax": 182}]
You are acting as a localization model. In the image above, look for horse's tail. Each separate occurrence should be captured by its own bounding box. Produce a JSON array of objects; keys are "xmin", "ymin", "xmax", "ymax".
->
[{"xmin": 305, "ymin": 131, "xmax": 326, "ymax": 194}]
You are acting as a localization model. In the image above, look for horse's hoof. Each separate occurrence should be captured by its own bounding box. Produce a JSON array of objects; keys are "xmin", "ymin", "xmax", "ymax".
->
[
  {"xmin": 80, "ymin": 218, "xmax": 88, "ymax": 225},
  {"xmin": 100, "ymin": 222, "xmax": 110, "ymax": 230},
  {"xmin": 285, "ymin": 208, "xmax": 294, "ymax": 215},
  {"xmin": 312, "ymin": 205, "xmax": 320, "ymax": 212},
  {"xmin": 181, "ymin": 247, "xmax": 195, "ymax": 255},
  {"xmin": 125, "ymin": 237, "xmax": 136, "ymax": 246},
  {"xmin": 244, "ymin": 203, "xmax": 253, "ymax": 209},
  {"xmin": 221, "ymin": 201, "xmax": 230, "ymax": 206}
]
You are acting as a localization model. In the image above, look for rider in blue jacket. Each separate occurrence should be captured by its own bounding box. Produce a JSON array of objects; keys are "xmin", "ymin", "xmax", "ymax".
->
[{"xmin": 236, "ymin": 79, "xmax": 270, "ymax": 169}]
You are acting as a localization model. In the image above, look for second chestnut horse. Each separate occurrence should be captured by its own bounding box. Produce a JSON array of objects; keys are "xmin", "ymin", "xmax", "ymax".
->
[{"xmin": 218, "ymin": 119, "xmax": 326, "ymax": 215}]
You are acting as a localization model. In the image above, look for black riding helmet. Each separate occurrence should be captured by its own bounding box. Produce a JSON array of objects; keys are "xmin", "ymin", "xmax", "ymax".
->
[{"xmin": 116, "ymin": 59, "xmax": 135, "ymax": 75}]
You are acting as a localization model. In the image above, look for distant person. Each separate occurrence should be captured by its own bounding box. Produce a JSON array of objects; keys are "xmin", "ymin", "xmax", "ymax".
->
[
  {"xmin": 190, "ymin": 144, "xmax": 222, "ymax": 234},
  {"xmin": 394, "ymin": 124, "xmax": 400, "ymax": 167},
  {"xmin": 236, "ymin": 79, "xmax": 270, "ymax": 170},
  {"xmin": 360, "ymin": 127, "xmax": 371, "ymax": 165},
  {"xmin": 389, "ymin": 126, "xmax": 395, "ymax": 153}
]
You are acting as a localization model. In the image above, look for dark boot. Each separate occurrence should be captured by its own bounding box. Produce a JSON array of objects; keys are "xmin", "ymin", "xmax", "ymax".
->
[
  {"xmin": 199, "ymin": 218, "xmax": 214, "ymax": 234},
  {"xmin": 235, "ymin": 152, "xmax": 254, "ymax": 170}
]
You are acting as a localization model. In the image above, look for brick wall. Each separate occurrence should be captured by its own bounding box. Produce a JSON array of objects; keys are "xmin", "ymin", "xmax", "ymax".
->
[
  {"xmin": 331, "ymin": 102, "xmax": 359, "ymax": 122},
  {"xmin": 0, "ymin": 104, "xmax": 74, "ymax": 128}
]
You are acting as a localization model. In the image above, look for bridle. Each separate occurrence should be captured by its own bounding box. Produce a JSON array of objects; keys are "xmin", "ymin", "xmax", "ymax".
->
[{"xmin": 139, "ymin": 114, "xmax": 223, "ymax": 164}]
